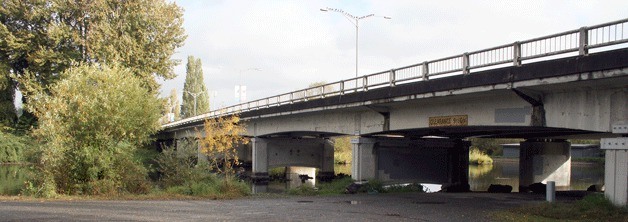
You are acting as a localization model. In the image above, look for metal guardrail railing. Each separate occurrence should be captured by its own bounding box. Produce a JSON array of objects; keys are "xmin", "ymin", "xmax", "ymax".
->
[{"xmin": 163, "ymin": 18, "xmax": 628, "ymax": 129}]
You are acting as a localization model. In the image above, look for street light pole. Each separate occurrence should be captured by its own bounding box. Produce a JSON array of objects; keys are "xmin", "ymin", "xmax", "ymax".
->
[
  {"xmin": 184, "ymin": 90, "xmax": 202, "ymax": 116},
  {"xmin": 320, "ymin": 7, "xmax": 391, "ymax": 78}
]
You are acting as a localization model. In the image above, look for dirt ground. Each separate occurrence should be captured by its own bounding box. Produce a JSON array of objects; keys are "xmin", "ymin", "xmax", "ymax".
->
[{"xmin": 0, "ymin": 192, "xmax": 554, "ymax": 221}]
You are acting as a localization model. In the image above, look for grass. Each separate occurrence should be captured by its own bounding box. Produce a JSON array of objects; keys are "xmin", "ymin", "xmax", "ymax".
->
[
  {"xmin": 1, "ymin": 179, "xmax": 251, "ymax": 201},
  {"xmin": 493, "ymin": 194, "xmax": 628, "ymax": 222},
  {"xmin": 469, "ymin": 147, "xmax": 493, "ymax": 165}
]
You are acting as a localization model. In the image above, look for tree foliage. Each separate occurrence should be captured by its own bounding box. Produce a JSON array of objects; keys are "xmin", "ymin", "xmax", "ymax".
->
[
  {"xmin": 156, "ymin": 138, "xmax": 205, "ymax": 188},
  {"xmin": 22, "ymin": 64, "xmax": 161, "ymax": 196},
  {"xmin": 307, "ymin": 81, "xmax": 334, "ymax": 98},
  {"xmin": 181, "ymin": 56, "xmax": 209, "ymax": 118},
  {"xmin": 0, "ymin": 0, "xmax": 186, "ymax": 124},
  {"xmin": 0, "ymin": 67, "xmax": 16, "ymax": 126},
  {"xmin": 198, "ymin": 115, "xmax": 247, "ymax": 181},
  {"xmin": 159, "ymin": 88, "xmax": 181, "ymax": 124}
]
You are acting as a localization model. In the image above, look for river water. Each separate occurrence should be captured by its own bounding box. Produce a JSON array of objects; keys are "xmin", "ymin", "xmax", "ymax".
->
[
  {"xmin": 274, "ymin": 159, "xmax": 604, "ymax": 193},
  {"xmin": 1, "ymin": 160, "xmax": 604, "ymax": 195}
]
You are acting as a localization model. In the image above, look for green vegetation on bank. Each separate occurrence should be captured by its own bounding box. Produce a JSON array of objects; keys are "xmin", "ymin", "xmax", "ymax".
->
[
  {"xmin": 333, "ymin": 136, "xmax": 352, "ymax": 164},
  {"xmin": 494, "ymin": 194, "xmax": 628, "ymax": 221},
  {"xmin": 469, "ymin": 147, "xmax": 493, "ymax": 165},
  {"xmin": 155, "ymin": 138, "xmax": 250, "ymax": 198}
]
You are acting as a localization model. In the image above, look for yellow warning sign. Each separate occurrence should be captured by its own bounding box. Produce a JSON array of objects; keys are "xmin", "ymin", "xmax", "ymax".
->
[{"xmin": 429, "ymin": 115, "xmax": 468, "ymax": 127}]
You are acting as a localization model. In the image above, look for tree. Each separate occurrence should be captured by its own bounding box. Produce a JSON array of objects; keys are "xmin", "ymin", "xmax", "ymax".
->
[
  {"xmin": 306, "ymin": 81, "xmax": 335, "ymax": 98},
  {"xmin": 0, "ymin": 67, "xmax": 16, "ymax": 126},
  {"xmin": 22, "ymin": 64, "xmax": 161, "ymax": 196},
  {"xmin": 181, "ymin": 56, "xmax": 210, "ymax": 118},
  {"xmin": 159, "ymin": 88, "xmax": 181, "ymax": 124},
  {"xmin": 198, "ymin": 115, "xmax": 247, "ymax": 182},
  {"xmin": 0, "ymin": 0, "xmax": 186, "ymax": 124}
]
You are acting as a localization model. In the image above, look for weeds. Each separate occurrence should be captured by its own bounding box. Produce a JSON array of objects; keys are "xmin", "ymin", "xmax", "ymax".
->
[{"xmin": 494, "ymin": 194, "xmax": 628, "ymax": 221}]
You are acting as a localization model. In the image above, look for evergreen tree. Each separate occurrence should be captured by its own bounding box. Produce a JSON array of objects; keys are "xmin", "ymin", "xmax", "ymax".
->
[
  {"xmin": 181, "ymin": 56, "xmax": 209, "ymax": 118},
  {"xmin": 0, "ymin": 65, "xmax": 16, "ymax": 126},
  {"xmin": 169, "ymin": 88, "xmax": 181, "ymax": 121}
]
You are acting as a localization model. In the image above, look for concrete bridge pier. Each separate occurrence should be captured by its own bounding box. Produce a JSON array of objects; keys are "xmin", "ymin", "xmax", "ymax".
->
[
  {"xmin": 518, "ymin": 139, "xmax": 571, "ymax": 190},
  {"xmin": 251, "ymin": 137, "xmax": 335, "ymax": 192},
  {"xmin": 602, "ymin": 125, "xmax": 628, "ymax": 206},
  {"xmin": 351, "ymin": 137, "xmax": 470, "ymax": 190}
]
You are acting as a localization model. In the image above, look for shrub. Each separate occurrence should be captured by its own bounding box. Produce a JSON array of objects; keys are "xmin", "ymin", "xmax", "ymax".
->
[
  {"xmin": 0, "ymin": 129, "xmax": 29, "ymax": 163},
  {"xmin": 333, "ymin": 136, "xmax": 352, "ymax": 164},
  {"xmin": 317, "ymin": 177, "xmax": 354, "ymax": 195},
  {"xmin": 469, "ymin": 147, "xmax": 493, "ymax": 165},
  {"xmin": 20, "ymin": 64, "xmax": 161, "ymax": 196}
]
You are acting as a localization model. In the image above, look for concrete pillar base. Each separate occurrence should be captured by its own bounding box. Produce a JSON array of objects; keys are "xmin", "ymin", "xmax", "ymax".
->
[
  {"xmin": 351, "ymin": 137, "xmax": 377, "ymax": 181},
  {"xmin": 519, "ymin": 139, "xmax": 571, "ymax": 191},
  {"xmin": 602, "ymin": 135, "xmax": 628, "ymax": 206}
]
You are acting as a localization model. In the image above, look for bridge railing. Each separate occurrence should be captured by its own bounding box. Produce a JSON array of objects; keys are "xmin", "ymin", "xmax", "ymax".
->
[{"xmin": 163, "ymin": 18, "xmax": 628, "ymax": 129}]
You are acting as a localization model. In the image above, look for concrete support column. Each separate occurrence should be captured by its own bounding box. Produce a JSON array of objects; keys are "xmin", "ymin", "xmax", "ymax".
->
[
  {"xmin": 448, "ymin": 139, "xmax": 470, "ymax": 188},
  {"xmin": 251, "ymin": 137, "xmax": 269, "ymax": 185},
  {"xmin": 519, "ymin": 139, "xmax": 571, "ymax": 189},
  {"xmin": 318, "ymin": 139, "xmax": 335, "ymax": 182},
  {"xmin": 602, "ymin": 125, "xmax": 628, "ymax": 206},
  {"xmin": 351, "ymin": 137, "xmax": 377, "ymax": 181}
]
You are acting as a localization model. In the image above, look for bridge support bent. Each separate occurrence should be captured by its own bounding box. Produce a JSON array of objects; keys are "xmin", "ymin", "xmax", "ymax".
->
[
  {"xmin": 519, "ymin": 139, "xmax": 571, "ymax": 190},
  {"xmin": 351, "ymin": 137, "xmax": 470, "ymax": 190},
  {"xmin": 251, "ymin": 137, "xmax": 335, "ymax": 192}
]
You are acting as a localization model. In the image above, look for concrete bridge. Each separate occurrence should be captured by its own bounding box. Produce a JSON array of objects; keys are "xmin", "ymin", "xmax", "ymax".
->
[{"xmin": 158, "ymin": 19, "xmax": 628, "ymax": 205}]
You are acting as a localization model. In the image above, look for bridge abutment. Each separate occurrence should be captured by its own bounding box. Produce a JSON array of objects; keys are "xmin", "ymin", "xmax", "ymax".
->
[
  {"xmin": 351, "ymin": 137, "xmax": 470, "ymax": 190},
  {"xmin": 518, "ymin": 139, "xmax": 571, "ymax": 190}
]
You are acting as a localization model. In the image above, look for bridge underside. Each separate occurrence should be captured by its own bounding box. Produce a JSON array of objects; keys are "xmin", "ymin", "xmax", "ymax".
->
[{"xmin": 368, "ymin": 126, "xmax": 607, "ymax": 139}]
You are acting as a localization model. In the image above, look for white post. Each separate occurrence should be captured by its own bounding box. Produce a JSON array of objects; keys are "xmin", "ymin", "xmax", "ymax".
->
[
  {"xmin": 602, "ymin": 124, "xmax": 628, "ymax": 206},
  {"xmin": 546, "ymin": 181, "xmax": 556, "ymax": 203}
]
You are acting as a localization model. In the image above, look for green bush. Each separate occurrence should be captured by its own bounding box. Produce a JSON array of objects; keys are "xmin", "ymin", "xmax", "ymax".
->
[
  {"xmin": 333, "ymin": 136, "xmax": 352, "ymax": 164},
  {"xmin": 317, "ymin": 177, "xmax": 354, "ymax": 195},
  {"xmin": 155, "ymin": 138, "xmax": 250, "ymax": 198},
  {"xmin": 0, "ymin": 130, "xmax": 29, "ymax": 163},
  {"xmin": 21, "ymin": 64, "xmax": 161, "ymax": 196},
  {"xmin": 468, "ymin": 138, "xmax": 522, "ymax": 156},
  {"xmin": 155, "ymin": 138, "xmax": 209, "ymax": 187},
  {"xmin": 164, "ymin": 179, "xmax": 250, "ymax": 198},
  {"xmin": 469, "ymin": 147, "xmax": 493, "ymax": 165}
]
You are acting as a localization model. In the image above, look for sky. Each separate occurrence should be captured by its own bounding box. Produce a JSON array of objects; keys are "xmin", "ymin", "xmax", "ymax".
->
[{"xmin": 160, "ymin": 0, "xmax": 627, "ymax": 110}]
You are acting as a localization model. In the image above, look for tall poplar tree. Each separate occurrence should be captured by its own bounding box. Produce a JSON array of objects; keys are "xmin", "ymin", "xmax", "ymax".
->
[
  {"xmin": 181, "ymin": 56, "xmax": 209, "ymax": 118},
  {"xmin": 0, "ymin": 0, "xmax": 186, "ymax": 125}
]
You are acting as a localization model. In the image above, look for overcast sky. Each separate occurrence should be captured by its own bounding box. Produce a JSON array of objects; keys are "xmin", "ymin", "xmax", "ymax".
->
[{"xmin": 159, "ymin": 0, "xmax": 627, "ymax": 110}]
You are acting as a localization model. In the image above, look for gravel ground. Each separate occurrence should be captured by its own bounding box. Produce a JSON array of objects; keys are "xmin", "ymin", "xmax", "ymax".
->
[{"xmin": 0, "ymin": 192, "xmax": 547, "ymax": 221}]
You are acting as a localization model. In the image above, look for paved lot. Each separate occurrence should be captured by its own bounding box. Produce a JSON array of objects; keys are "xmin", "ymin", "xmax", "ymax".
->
[{"xmin": 0, "ymin": 192, "xmax": 546, "ymax": 221}]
